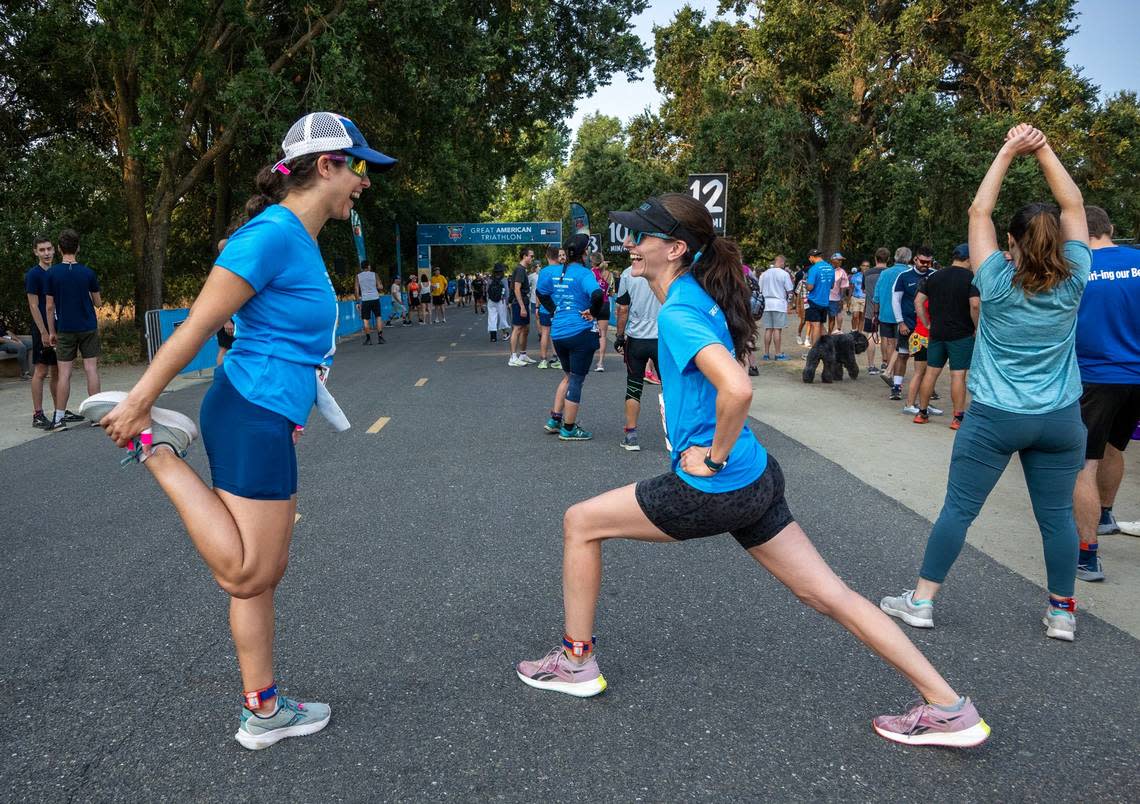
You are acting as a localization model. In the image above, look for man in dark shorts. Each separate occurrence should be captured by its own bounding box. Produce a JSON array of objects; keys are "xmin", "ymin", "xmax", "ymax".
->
[
  {"xmin": 1073, "ymin": 206, "xmax": 1140, "ymax": 582},
  {"xmin": 45, "ymin": 229, "xmax": 102, "ymax": 430},
  {"xmin": 861, "ymin": 248, "xmax": 889, "ymax": 374},
  {"xmin": 874, "ymin": 247, "xmax": 910, "ymax": 397},
  {"xmin": 914, "ymin": 243, "xmax": 979, "ymax": 428},
  {"xmin": 510, "ymin": 248, "xmax": 535, "ymax": 365},
  {"xmin": 802, "ymin": 249, "xmax": 833, "ymax": 351},
  {"xmin": 471, "ymin": 272, "xmax": 486, "ymax": 314},
  {"xmin": 24, "ymin": 236, "xmax": 61, "ymax": 428}
]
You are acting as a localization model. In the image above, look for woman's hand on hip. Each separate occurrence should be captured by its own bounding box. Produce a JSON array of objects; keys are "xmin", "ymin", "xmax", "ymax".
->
[{"xmin": 679, "ymin": 445, "xmax": 716, "ymax": 478}]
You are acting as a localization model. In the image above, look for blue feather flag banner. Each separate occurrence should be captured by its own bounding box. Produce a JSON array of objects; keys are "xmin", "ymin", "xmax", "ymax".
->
[{"xmin": 570, "ymin": 202, "xmax": 590, "ymax": 236}]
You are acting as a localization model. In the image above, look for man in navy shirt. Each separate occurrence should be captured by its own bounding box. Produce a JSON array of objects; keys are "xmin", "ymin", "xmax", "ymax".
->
[
  {"xmin": 45, "ymin": 229, "xmax": 102, "ymax": 427},
  {"xmin": 889, "ymin": 245, "xmax": 934, "ymax": 403},
  {"xmin": 24, "ymin": 236, "xmax": 63, "ymax": 429},
  {"xmin": 1072, "ymin": 206, "xmax": 1140, "ymax": 582}
]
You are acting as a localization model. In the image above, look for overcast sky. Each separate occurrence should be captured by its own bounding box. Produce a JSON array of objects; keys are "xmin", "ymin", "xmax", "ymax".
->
[{"xmin": 568, "ymin": 0, "xmax": 1140, "ymax": 137}]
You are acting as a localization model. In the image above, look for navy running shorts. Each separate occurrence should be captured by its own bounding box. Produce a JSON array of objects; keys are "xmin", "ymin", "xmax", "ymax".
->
[{"xmin": 200, "ymin": 364, "xmax": 298, "ymax": 501}]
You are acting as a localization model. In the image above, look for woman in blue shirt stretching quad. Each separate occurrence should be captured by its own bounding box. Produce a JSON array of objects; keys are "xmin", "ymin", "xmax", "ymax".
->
[
  {"xmin": 881, "ymin": 124, "xmax": 1090, "ymax": 642},
  {"xmin": 80, "ymin": 113, "xmax": 396, "ymax": 749},
  {"xmin": 517, "ymin": 193, "xmax": 990, "ymax": 749}
]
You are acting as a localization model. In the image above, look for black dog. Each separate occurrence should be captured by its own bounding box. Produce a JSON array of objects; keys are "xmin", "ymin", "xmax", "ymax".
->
[{"xmin": 802, "ymin": 331, "xmax": 869, "ymax": 383}]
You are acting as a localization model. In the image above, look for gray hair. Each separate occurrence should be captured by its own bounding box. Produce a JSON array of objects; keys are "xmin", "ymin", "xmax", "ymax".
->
[{"xmin": 893, "ymin": 246, "xmax": 912, "ymax": 264}]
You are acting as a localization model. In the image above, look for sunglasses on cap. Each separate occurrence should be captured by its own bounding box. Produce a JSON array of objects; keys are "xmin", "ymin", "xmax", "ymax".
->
[{"xmin": 326, "ymin": 154, "xmax": 368, "ymax": 177}]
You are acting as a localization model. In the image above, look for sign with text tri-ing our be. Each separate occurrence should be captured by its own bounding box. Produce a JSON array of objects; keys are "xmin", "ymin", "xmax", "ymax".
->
[
  {"xmin": 416, "ymin": 222, "xmax": 562, "ymax": 247},
  {"xmin": 688, "ymin": 173, "xmax": 729, "ymax": 235}
]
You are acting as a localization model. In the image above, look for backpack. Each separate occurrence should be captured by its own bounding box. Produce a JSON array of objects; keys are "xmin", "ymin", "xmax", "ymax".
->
[
  {"xmin": 747, "ymin": 272, "xmax": 765, "ymax": 319},
  {"xmin": 487, "ymin": 277, "xmax": 504, "ymax": 302}
]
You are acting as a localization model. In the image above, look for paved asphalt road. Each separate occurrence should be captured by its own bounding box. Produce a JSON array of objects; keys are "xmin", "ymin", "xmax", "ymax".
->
[{"xmin": 3, "ymin": 313, "xmax": 1138, "ymax": 802}]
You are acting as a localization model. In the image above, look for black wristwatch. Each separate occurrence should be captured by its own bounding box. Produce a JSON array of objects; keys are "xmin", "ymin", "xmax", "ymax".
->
[{"xmin": 704, "ymin": 450, "xmax": 728, "ymax": 473}]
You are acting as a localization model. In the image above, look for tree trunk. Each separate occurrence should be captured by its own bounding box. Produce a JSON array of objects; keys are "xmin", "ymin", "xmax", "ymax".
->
[
  {"xmin": 816, "ymin": 178, "xmax": 843, "ymax": 255},
  {"xmin": 211, "ymin": 147, "xmax": 232, "ymax": 248}
]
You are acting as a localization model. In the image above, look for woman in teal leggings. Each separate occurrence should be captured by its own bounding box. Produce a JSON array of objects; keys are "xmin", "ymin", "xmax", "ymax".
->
[{"xmin": 881, "ymin": 124, "xmax": 1091, "ymax": 642}]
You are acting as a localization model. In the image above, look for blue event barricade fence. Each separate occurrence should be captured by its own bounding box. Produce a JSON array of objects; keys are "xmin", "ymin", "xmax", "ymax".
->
[{"xmin": 144, "ymin": 297, "xmax": 394, "ymax": 375}]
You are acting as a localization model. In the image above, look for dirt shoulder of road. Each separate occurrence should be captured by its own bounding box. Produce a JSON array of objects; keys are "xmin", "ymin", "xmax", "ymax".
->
[{"xmin": 748, "ymin": 342, "xmax": 1140, "ymax": 638}]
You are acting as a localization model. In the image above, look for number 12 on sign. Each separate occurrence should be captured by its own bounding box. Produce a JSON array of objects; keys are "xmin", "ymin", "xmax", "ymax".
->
[{"xmin": 688, "ymin": 173, "xmax": 728, "ymax": 235}]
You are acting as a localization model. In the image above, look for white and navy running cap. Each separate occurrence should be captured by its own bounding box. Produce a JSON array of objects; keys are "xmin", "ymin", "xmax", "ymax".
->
[{"xmin": 275, "ymin": 112, "xmax": 396, "ymax": 172}]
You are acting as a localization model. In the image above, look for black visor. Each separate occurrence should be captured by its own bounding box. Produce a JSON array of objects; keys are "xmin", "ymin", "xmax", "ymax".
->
[{"xmin": 608, "ymin": 197, "xmax": 703, "ymax": 254}]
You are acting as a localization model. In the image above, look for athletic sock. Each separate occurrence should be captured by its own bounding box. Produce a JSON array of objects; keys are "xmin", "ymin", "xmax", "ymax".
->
[
  {"xmin": 550, "ymin": 411, "xmax": 563, "ymax": 422},
  {"xmin": 918, "ymin": 408, "xmax": 928, "ymax": 416},
  {"xmin": 931, "ymin": 696, "xmax": 966, "ymax": 713},
  {"xmin": 893, "ymin": 375, "xmax": 903, "ymax": 386},
  {"xmin": 561, "ymin": 420, "xmax": 575, "ymax": 431},
  {"xmin": 53, "ymin": 410, "xmax": 64, "ymax": 424},
  {"xmin": 511, "ymin": 352, "xmax": 518, "ymax": 360},
  {"xmin": 1079, "ymin": 541, "xmax": 1098, "ymax": 565},
  {"xmin": 624, "ymin": 426, "xmax": 636, "ymax": 433}
]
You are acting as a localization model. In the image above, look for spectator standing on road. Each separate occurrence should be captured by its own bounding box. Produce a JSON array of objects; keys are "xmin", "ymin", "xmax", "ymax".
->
[
  {"xmin": 874, "ymin": 247, "xmax": 911, "ymax": 396},
  {"xmin": 901, "ymin": 296, "xmax": 941, "ymax": 417},
  {"xmin": 792, "ymin": 263, "xmax": 809, "ymax": 345},
  {"xmin": 45, "ymin": 228, "xmax": 102, "ymax": 429},
  {"xmin": 537, "ymin": 234, "xmax": 604, "ymax": 441},
  {"xmin": 1071, "ymin": 206, "xmax": 1140, "ymax": 583},
  {"xmin": 861, "ymin": 248, "xmax": 889, "ymax": 375},
  {"xmin": 590, "ymin": 253, "xmax": 613, "ymax": 373},
  {"xmin": 535, "ymin": 248, "xmax": 561, "ymax": 369},
  {"xmin": 0, "ymin": 315, "xmax": 32, "ymax": 379},
  {"xmin": 471, "ymin": 272, "xmax": 486, "ymax": 314},
  {"xmin": 759, "ymin": 261, "xmax": 793, "ymax": 361},
  {"xmin": 913, "ymin": 244, "xmax": 979, "ymax": 428},
  {"xmin": 486, "ymin": 264, "xmax": 510, "ymax": 342},
  {"xmin": 518, "ymin": 193, "xmax": 990, "ymax": 750},
  {"xmin": 24, "ymin": 236, "xmax": 61, "ymax": 428},
  {"xmin": 356, "ymin": 260, "xmax": 384, "ymax": 345},
  {"xmin": 881, "ymin": 124, "xmax": 1090, "ymax": 644},
  {"xmin": 827, "ymin": 253, "xmax": 850, "ymax": 334},
  {"xmin": 892, "ymin": 246, "xmax": 935, "ymax": 407},
  {"xmin": 430, "ymin": 268, "xmax": 447, "ymax": 324},
  {"xmin": 82, "ymin": 111, "xmax": 396, "ymax": 749},
  {"xmin": 418, "ymin": 273, "xmax": 433, "ymax": 322},
  {"xmin": 613, "ymin": 262, "xmax": 661, "ymax": 451},
  {"xmin": 849, "ymin": 259, "xmax": 867, "ymax": 334},
  {"xmin": 389, "ymin": 276, "xmax": 409, "ymax": 325},
  {"xmin": 802, "ymin": 249, "xmax": 834, "ymax": 352},
  {"xmin": 509, "ymin": 248, "xmax": 535, "ymax": 366}
]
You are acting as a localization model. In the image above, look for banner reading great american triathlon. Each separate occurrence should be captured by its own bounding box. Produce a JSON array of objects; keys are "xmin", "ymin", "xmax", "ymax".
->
[{"xmin": 416, "ymin": 222, "xmax": 562, "ymax": 246}]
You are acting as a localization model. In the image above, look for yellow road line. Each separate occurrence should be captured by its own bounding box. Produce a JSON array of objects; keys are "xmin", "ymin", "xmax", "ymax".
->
[
  {"xmin": 367, "ymin": 416, "xmax": 391, "ymax": 434},
  {"xmin": 415, "ymin": 378, "xmax": 428, "ymax": 387}
]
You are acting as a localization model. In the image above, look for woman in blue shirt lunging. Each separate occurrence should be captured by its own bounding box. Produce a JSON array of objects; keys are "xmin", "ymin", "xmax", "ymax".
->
[
  {"xmin": 881, "ymin": 124, "xmax": 1090, "ymax": 643},
  {"xmin": 517, "ymin": 193, "xmax": 990, "ymax": 748},
  {"xmin": 80, "ymin": 113, "xmax": 395, "ymax": 749}
]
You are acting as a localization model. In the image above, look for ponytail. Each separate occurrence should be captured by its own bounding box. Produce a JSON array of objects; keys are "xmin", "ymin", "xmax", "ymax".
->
[
  {"xmin": 658, "ymin": 193, "xmax": 756, "ymax": 359},
  {"xmin": 1009, "ymin": 202, "xmax": 1070, "ymax": 294},
  {"xmin": 241, "ymin": 153, "xmax": 325, "ymax": 224}
]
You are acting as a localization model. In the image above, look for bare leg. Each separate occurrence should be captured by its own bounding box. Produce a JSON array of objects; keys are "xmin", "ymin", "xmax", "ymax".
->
[
  {"xmin": 561, "ymin": 484, "xmax": 674, "ymax": 640},
  {"xmin": 773, "ymin": 327, "xmax": 783, "ymax": 355},
  {"xmin": 950, "ymin": 370, "xmax": 968, "ymax": 414},
  {"xmin": 865, "ymin": 336, "xmax": 877, "ymax": 370},
  {"xmin": 907, "ymin": 361, "xmax": 927, "ymax": 407},
  {"xmin": 55, "ymin": 359, "xmax": 74, "ymax": 414},
  {"xmin": 624, "ymin": 398, "xmax": 640, "ymax": 430},
  {"xmin": 750, "ymin": 523, "xmax": 958, "ymax": 705},
  {"xmin": 1074, "ymin": 460, "xmax": 1101, "ymax": 543},
  {"xmin": 595, "ymin": 321, "xmax": 608, "ymax": 367},
  {"xmin": 83, "ymin": 357, "xmax": 100, "ymax": 395},
  {"xmin": 919, "ymin": 365, "xmax": 942, "ymax": 410},
  {"xmin": 31, "ymin": 363, "xmax": 49, "ymax": 411},
  {"xmin": 552, "ymin": 374, "xmax": 569, "ymax": 416},
  {"xmin": 1098, "ymin": 445, "xmax": 1125, "ymax": 507}
]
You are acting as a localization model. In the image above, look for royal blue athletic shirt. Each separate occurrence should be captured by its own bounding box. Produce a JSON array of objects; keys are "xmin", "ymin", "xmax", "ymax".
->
[
  {"xmin": 851, "ymin": 271, "xmax": 865, "ymax": 299},
  {"xmin": 1076, "ymin": 245, "xmax": 1140, "ymax": 384},
  {"xmin": 805, "ymin": 261, "xmax": 834, "ymax": 307},
  {"xmin": 215, "ymin": 205, "xmax": 338, "ymax": 425},
  {"xmin": 874, "ymin": 264, "xmax": 907, "ymax": 324},
  {"xmin": 657, "ymin": 273, "xmax": 767, "ymax": 493},
  {"xmin": 536, "ymin": 261, "xmax": 600, "ymax": 341},
  {"xmin": 969, "ymin": 241, "xmax": 1091, "ymax": 414},
  {"xmin": 47, "ymin": 262, "xmax": 100, "ymax": 332}
]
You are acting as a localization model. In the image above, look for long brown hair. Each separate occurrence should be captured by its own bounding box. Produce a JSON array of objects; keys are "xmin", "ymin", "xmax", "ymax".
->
[
  {"xmin": 658, "ymin": 192, "xmax": 756, "ymax": 359},
  {"xmin": 242, "ymin": 153, "xmax": 325, "ymax": 222},
  {"xmin": 1008, "ymin": 203, "xmax": 1071, "ymax": 294}
]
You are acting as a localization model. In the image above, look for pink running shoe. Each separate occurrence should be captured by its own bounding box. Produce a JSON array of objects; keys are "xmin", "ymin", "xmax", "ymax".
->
[
  {"xmin": 516, "ymin": 646, "xmax": 607, "ymax": 698},
  {"xmin": 872, "ymin": 698, "xmax": 991, "ymax": 748}
]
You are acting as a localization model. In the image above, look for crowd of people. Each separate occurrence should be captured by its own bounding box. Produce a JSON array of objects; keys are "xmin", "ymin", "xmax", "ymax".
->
[{"xmin": 11, "ymin": 112, "xmax": 1135, "ymax": 756}]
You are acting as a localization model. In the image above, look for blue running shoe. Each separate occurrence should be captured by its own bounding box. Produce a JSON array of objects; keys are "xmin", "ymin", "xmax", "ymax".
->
[
  {"xmin": 1097, "ymin": 509, "xmax": 1120, "ymax": 536},
  {"xmin": 234, "ymin": 695, "xmax": 331, "ymax": 750},
  {"xmin": 544, "ymin": 417, "xmax": 561, "ymax": 433},
  {"xmin": 559, "ymin": 424, "xmax": 593, "ymax": 441}
]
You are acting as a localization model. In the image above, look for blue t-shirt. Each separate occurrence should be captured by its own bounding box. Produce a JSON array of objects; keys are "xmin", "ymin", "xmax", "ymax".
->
[
  {"xmin": 874, "ymin": 264, "xmax": 907, "ymax": 324},
  {"xmin": 216, "ymin": 205, "xmax": 338, "ymax": 425},
  {"xmin": 969, "ymin": 241, "xmax": 1092, "ymax": 414},
  {"xmin": 1076, "ymin": 246, "xmax": 1140, "ymax": 384},
  {"xmin": 851, "ymin": 271, "xmax": 865, "ymax": 299},
  {"xmin": 657, "ymin": 273, "xmax": 767, "ymax": 493},
  {"xmin": 805, "ymin": 262, "xmax": 834, "ymax": 307},
  {"xmin": 536, "ymin": 262, "xmax": 600, "ymax": 340},
  {"xmin": 892, "ymin": 267, "xmax": 931, "ymax": 330},
  {"xmin": 47, "ymin": 262, "xmax": 100, "ymax": 332},
  {"xmin": 447, "ymin": 280, "xmax": 456, "ymax": 294},
  {"xmin": 24, "ymin": 265, "xmax": 51, "ymax": 323}
]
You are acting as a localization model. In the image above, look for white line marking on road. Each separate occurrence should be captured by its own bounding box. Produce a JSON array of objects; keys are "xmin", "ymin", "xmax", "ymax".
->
[
  {"xmin": 367, "ymin": 416, "xmax": 391, "ymax": 434},
  {"xmin": 294, "ymin": 513, "xmax": 301, "ymax": 524},
  {"xmin": 450, "ymin": 342, "xmax": 457, "ymax": 347},
  {"xmin": 437, "ymin": 356, "xmax": 446, "ymax": 363},
  {"xmin": 415, "ymin": 378, "xmax": 428, "ymax": 387}
]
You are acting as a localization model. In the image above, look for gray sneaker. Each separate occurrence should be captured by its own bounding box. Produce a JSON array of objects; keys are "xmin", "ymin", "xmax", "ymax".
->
[
  {"xmin": 879, "ymin": 590, "xmax": 934, "ymax": 628},
  {"xmin": 1076, "ymin": 555, "xmax": 1105, "ymax": 582},
  {"xmin": 234, "ymin": 695, "xmax": 331, "ymax": 750},
  {"xmin": 1097, "ymin": 509, "xmax": 1120, "ymax": 536},
  {"xmin": 1043, "ymin": 607, "xmax": 1076, "ymax": 642},
  {"xmin": 620, "ymin": 431, "xmax": 640, "ymax": 451},
  {"xmin": 79, "ymin": 392, "xmax": 199, "ymax": 458}
]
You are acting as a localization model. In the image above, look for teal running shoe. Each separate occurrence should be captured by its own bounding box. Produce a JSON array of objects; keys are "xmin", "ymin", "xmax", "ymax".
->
[
  {"xmin": 234, "ymin": 695, "xmax": 331, "ymax": 750},
  {"xmin": 559, "ymin": 424, "xmax": 593, "ymax": 441},
  {"xmin": 544, "ymin": 417, "xmax": 561, "ymax": 433}
]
